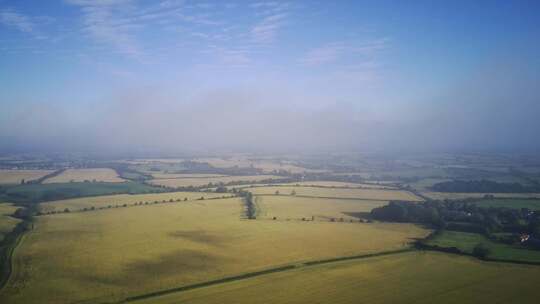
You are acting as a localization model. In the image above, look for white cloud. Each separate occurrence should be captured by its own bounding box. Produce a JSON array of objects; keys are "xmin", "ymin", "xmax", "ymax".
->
[{"xmin": 0, "ymin": 9, "xmax": 34, "ymax": 33}]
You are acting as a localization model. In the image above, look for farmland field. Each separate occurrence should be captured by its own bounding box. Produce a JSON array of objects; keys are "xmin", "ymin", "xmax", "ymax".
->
[
  {"xmin": 148, "ymin": 175, "xmax": 283, "ymax": 188},
  {"xmin": 43, "ymin": 168, "xmax": 125, "ymax": 183},
  {"xmin": 0, "ymin": 170, "xmax": 54, "ymax": 185},
  {"xmin": 280, "ymin": 181, "xmax": 397, "ymax": 189},
  {"xmin": 255, "ymin": 195, "xmax": 387, "ymax": 221},
  {"xmin": 0, "ymin": 203, "xmax": 20, "ymax": 241},
  {"xmin": 151, "ymin": 173, "xmax": 227, "ymax": 179},
  {"xmin": 133, "ymin": 251, "xmax": 540, "ymax": 304},
  {"xmin": 0, "ymin": 182, "xmax": 162, "ymax": 204},
  {"xmin": 426, "ymin": 231, "xmax": 540, "ymax": 263},
  {"xmin": 0, "ymin": 198, "xmax": 428, "ymax": 304},
  {"xmin": 39, "ymin": 191, "xmax": 232, "ymax": 213},
  {"xmin": 248, "ymin": 186, "xmax": 422, "ymax": 201},
  {"xmin": 194, "ymin": 158, "xmax": 323, "ymax": 173}
]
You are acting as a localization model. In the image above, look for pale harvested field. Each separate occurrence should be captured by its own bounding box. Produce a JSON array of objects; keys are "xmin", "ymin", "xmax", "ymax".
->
[
  {"xmin": 151, "ymin": 173, "xmax": 227, "ymax": 179},
  {"xmin": 148, "ymin": 175, "xmax": 282, "ymax": 188},
  {"xmin": 1, "ymin": 198, "xmax": 428, "ymax": 304},
  {"xmin": 39, "ymin": 191, "xmax": 231, "ymax": 213},
  {"xmin": 255, "ymin": 195, "xmax": 388, "ymax": 221},
  {"xmin": 249, "ymin": 186, "xmax": 423, "ymax": 201},
  {"xmin": 424, "ymin": 192, "xmax": 540, "ymax": 200},
  {"xmin": 282, "ymin": 181, "xmax": 397, "ymax": 189},
  {"xmin": 135, "ymin": 251, "xmax": 540, "ymax": 304},
  {"xmin": 43, "ymin": 168, "xmax": 125, "ymax": 183},
  {"xmin": 0, "ymin": 203, "xmax": 21, "ymax": 241},
  {"xmin": 0, "ymin": 169, "xmax": 54, "ymax": 184}
]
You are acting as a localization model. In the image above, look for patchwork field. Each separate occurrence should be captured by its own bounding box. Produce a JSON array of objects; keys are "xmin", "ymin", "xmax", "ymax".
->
[
  {"xmin": 0, "ymin": 170, "xmax": 54, "ymax": 185},
  {"xmin": 134, "ymin": 251, "xmax": 540, "ymax": 304},
  {"xmin": 39, "ymin": 191, "xmax": 231, "ymax": 213},
  {"xmin": 0, "ymin": 203, "xmax": 21, "ymax": 241},
  {"xmin": 423, "ymin": 192, "xmax": 540, "ymax": 200},
  {"xmin": 248, "ymin": 186, "xmax": 422, "ymax": 201},
  {"xmin": 426, "ymin": 231, "xmax": 540, "ymax": 263},
  {"xmin": 148, "ymin": 175, "xmax": 282, "ymax": 188},
  {"xmin": 255, "ymin": 196, "xmax": 387, "ymax": 221},
  {"xmin": 0, "ymin": 198, "xmax": 428, "ymax": 304},
  {"xmin": 43, "ymin": 168, "xmax": 125, "ymax": 183}
]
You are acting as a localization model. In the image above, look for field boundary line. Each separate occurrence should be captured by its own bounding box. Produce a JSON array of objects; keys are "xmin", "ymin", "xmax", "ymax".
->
[{"xmin": 102, "ymin": 248, "xmax": 413, "ymax": 304}]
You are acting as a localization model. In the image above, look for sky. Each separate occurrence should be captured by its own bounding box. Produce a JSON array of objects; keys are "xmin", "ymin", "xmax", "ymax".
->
[{"xmin": 1, "ymin": 0, "xmax": 539, "ymax": 155}]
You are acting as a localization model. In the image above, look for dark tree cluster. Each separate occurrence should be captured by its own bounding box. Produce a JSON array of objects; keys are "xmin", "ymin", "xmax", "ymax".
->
[
  {"xmin": 431, "ymin": 179, "xmax": 540, "ymax": 193},
  {"xmin": 371, "ymin": 200, "xmax": 540, "ymax": 249}
]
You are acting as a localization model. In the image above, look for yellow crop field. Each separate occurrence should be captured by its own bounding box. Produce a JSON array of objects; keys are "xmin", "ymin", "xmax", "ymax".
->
[
  {"xmin": 151, "ymin": 173, "xmax": 228, "ymax": 179},
  {"xmin": 424, "ymin": 192, "xmax": 540, "ymax": 200},
  {"xmin": 39, "ymin": 191, "xmax": 231, "ymax": 213},
  {"xmin": 134, "ymin": 251, "xmax": 540, "ymax": 304},
  {"xmin": 0, "ymin": 169, "xmax": 54, "ymax": 184},
  {"xmin": 1, "ymin": 198, "xmax": 428, "ymax": 304},
  {"xmin": 148, "ymin": 175, "xmax": 282, "ymax": 188},
  {"xmin": 43, "ymin": 168, "xmax": 125, "ymax": 183},
  {"xmin": 255, "ymin": 195, "xmax": 387, "ymax": 221},
  {"xmin": 0, "ymin": 203, "xmax": 21, "ymax": 241},
  {"xmin": 249, "ymin": 186, "xmax": 422, "ymax": 201}
]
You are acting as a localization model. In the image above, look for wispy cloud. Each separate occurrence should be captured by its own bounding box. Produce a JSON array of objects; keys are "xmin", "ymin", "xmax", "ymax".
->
[
  {"xmin": 300, "ymin": 39, "xmax": 389, "ymax": 67},
  {"xmin": 0, "ymin": 8, "xmax": 34, "ymax": 33},
  {"xmin": 250, "ymin": 2, "xmax": 290, "ymax": 44},
  {"xmin": 66, "ymin": 0, "xmax": 144, "ymax": 59}
]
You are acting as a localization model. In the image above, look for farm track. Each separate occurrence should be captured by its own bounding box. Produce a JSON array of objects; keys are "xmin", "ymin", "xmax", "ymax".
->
[{"xmin": 98, "ymin": 248, "xmax": 414, "ymax": 304}]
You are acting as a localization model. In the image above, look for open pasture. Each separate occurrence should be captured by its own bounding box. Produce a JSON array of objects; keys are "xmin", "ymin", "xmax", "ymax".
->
[
  {"xmin": 43, "ymin": 168, "xmax": 125, "ymax": 183},
  {"xmin": 1, "ymin": 198, "xmax": 428, "ymax": 304},
  {"xmin": 134, "ymin": 251, "xmax": 540, "ymax": 304},
  {"xmin": 255, "ymin": 195, "xmax": 387, "ymax": 221},
  {"xmin": 0, "ymin": 203, "xmax": 21, "ymax": 241},
  {"xmin": 148, "ymin": 175, "xmax": 282, "ymax": 188},
  {"xmin": 39, "ymin": 191, "xmax": 230, "ymax": 213},
  {"xmin": 249, "ymin": 186, "xmax": 422, "ymax": 201},
  {"xmin": 0, "ymin": 170, "xmax": 54, "ymax": 185}
]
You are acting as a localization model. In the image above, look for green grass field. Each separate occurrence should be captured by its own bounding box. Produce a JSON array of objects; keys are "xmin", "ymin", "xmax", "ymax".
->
[
  {"xmin": 0, "ymin": 203, "xmax": 21, "ymax": 242},
  {"xmin": 471, "ymin": 198, "xmax": 540, "ymax": 210},
  {"xmin": 249, "ymin": 186, "xmax": 422, "ymax": 201},
  {"xmin": 255, "ymin": 195, "xmax": 387, "ymax": 221},
  {"xmin": 426, "ymin": 231, "xmax": 540, "ymax": 263},
  {"xmin": 0, "ymin": 198, "xmax": 428, "ymax": 304},
  {"xmin": 133, "ymin": 251, "xmax": 540, "ymax": 304},
  {"xmin": 0, "ymin": 182, "xmax": 163, "ymax": 204}
]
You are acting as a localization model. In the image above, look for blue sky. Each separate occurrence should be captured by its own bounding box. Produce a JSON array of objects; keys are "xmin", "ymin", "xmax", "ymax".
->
[{"xmin": 1, "ymin": 0, "xmax": 540, "ymax": 153}]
